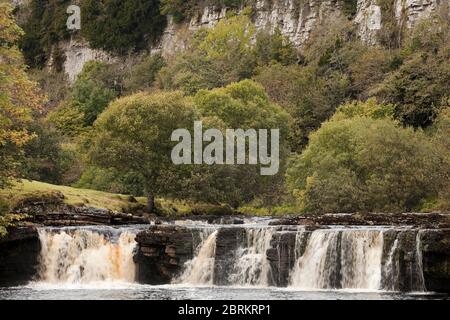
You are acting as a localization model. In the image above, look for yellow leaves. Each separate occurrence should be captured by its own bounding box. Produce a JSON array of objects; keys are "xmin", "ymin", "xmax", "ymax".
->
[
  {"xmin": 0, "ymin": 212, "xmax": 26, "ymax": 238},
  {"xmin": 0, "ymin": 129, "xmax": 36, "ymax": 147},
  {"xmin": 0, "ymin": 3, "xmax": 24, "ymax": 46},
  {"xmin": 0, "ymin": 2, "xmax": 46, "ymax": 187},
  {"xmin": 198, "ymin": 15, "xmax": 255, "ymax": 60}
]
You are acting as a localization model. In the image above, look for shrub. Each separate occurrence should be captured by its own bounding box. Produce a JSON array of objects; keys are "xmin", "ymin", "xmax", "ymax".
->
[
  {"xmin": 287, "ymin": 117, "xmax": 444, "ymax": 213},
  {"xmin": 124, "ymin": 53, "xmax": 166, "ymax": 93},
  {"xmin": 75, "ymin": 167, "xmax": 145, "ymax": 196}
]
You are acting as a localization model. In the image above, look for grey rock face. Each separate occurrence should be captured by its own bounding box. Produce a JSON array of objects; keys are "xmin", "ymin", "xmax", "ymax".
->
[
  {"xmin": 24, "ymin": 0, "xmax": 446, "ymax": 82},
  {"xmin": 421, "ymin": 229, "xmax": 450, "ymax": 293},
  {"xmin": 134, "ymin": 226, "xmax": 195, "ymax": 284}
]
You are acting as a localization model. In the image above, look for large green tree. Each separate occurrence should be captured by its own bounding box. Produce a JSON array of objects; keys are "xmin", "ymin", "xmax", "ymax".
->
[
  {"xmin": 184, "ymin": 80, "xmax": 291, "ymax": 208},
  {"xmin": 88, "ymin": 91, "xmax": 196, "ymax": 213},
  {"xmin": 286, "ymin": 100, "xmax": 445, "ymax": 214}
]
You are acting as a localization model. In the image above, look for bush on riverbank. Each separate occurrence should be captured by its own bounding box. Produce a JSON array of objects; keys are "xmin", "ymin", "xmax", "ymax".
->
[{"xmin": 286, "ymin": 104, "xmax": 448, "ymax": 214}]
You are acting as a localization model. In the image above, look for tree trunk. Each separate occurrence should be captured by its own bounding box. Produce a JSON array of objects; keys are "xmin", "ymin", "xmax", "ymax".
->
[{"xmin": 147, "ymin": 192, "xmax": 155, "ymax": 214}]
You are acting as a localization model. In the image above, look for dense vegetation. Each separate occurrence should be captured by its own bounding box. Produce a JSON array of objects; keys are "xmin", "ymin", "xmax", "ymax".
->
[
  {"xmin": 0, "ymin": 3, "xmax": 46, "ymax": 234},
  {"xmin": 19, "ymin": 0, "xmax": 166, "ymax": 67},
  {"xmin": 1, "ymin": 1, "xmax": 450, "ymax": 231},
  {"xmin": 19, "ymin": 0, "xmax": 71, "ymax": 68}
]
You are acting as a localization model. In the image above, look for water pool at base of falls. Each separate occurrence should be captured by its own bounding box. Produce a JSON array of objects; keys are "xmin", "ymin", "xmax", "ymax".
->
[
  {"xmin": 1, "ymin": 221, "xmax": 448, "ymax": 300},
  {"xmin": 1, "ymin": 284, "xmax": 447, "ymax": 300}
]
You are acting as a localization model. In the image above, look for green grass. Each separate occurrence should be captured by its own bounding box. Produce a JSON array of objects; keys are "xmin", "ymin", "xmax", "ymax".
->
[
  {"xmin": 0, "ymin": 180, "xmax": 146, "ymax": 212},
  {"xmin": 1, "ymin": 180, "xmax": 297, "ymax": 217},
  {"xmin": 0, "ymin": 180, "xmax": 228, "ymax": 217}
]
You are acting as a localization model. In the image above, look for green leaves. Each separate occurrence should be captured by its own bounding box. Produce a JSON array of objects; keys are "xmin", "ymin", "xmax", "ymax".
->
[
  {"xmin": 287, "ymin": 112, "xmax": 447, "ymax": 214},
  {"xmin": 88, "ymin": 91, "xmax": 196, "ymax": 197},
  {"xmin": 72, "ymin": 79, "xmax": 117, "ymax": 126},
  {"xmin": 1, "ymin": 3, "xmax": 45, "ymax": 188},
  {"xmin": 159, "ymin": 15, "xmax": 297, "ymax": 95},
  {"xmin": 81, "ymin": 0, "xmax": 166, "ymax": 54}
]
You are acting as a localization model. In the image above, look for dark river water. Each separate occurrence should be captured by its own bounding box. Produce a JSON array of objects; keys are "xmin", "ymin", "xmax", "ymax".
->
[{"xmin": 0, "ymin": 283, "xmax": 448, "ymax": 300}]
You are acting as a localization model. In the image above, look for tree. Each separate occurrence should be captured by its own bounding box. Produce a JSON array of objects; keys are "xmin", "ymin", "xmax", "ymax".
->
[
  {"xmin": 0, "ymin": 3, "xmax": 45, "ymax": 188},
  {"xmin": 22, "ymin": 120, "xmax": 67, "ymax": 184},
  {"xmin": 287, "ymin": 114, "xmax": 444, "ymax": 214},
  {"xmin": 71, "ymin": 79, "xmax": 117, "ymax": 126},
  {"xmin": 158, "ymin": 14, "xmax": 297, "ymax": 95},
  {"xmin": 80, "ymin": 0, "xmax": 166, "ymax": 53},
  {"xmin": 88, "ymin": 91, "xmax": 196, "ymax": 213},
  {"xmin": 373, "ymin": 17, "xmax": 450, "ymax": 128},
  {"xmin": 373, "ymin": 52, "xmax": 450, "ymax": 128},
  {"xmin": 124, "ymin": 53, "xmax": 166, "ymax": 93},
  {"xmin": 185, "ymin": 80, "xmax": 291, "ymax": 208},
  {"xmin": 19, "ymin": 0, "xmax": 71, "ymax": 68},
  {"xmin": 254, "ymin": 28, "xmax": 298, "ymax": 67},
  {"xmin": 255, "ymin": 63, "xmax": 350, "ymax": 151},
  {"xmin": 158, "ymin": 14, "xmax": 256, "ymax": 95},
  {"xmin": 426, "ymin": 107, "xmax": 450, "ymax": 211},
  {"xmin": 48, "ymin": 61, "xmax": 121, "ymax": 135}
]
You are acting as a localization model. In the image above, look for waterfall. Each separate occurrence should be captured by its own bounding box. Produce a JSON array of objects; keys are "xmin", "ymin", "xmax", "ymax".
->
[
  {"xmin": 340, "ymin": 230, "xmax": 384, "ymax": 289},
  {"xmin": 289, "ymin": 228, "xmax": 426, "ymax": 292},
  {"xmin": 176, "ymin": 230, "xmax": 218, "ymax": 285},
  {"xmin": 290, "ymin": 230, "xmax": 344, "ymax": 290},
  {"xmin": 35, "ymin": 224, "xmax": 427, "ymax": 292},
  {"xmin": 228, "ymin": 228, "xmax": 274, "ymax": 287},
  {"xmin": 37, "ymin": 227, "xmax": 138, "ymax": 284},
  {"xmin": 414, "ymin": 230, "xmax": 426, "ymax": 292},
  {"xmin": 383, "ymin": 238, "xmax": 400, "ymax": 291}
]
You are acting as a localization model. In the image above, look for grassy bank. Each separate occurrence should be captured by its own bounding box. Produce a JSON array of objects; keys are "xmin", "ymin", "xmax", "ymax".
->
[
  {"xmin": 0, "ymin": 180, "xmax": 147, "ymax": 212},
  {"xmin": 0, "ymin": 180, "xmax": 239, "ymax": 217}
]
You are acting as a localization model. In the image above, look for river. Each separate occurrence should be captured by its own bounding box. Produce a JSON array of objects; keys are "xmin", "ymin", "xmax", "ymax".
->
[{"xmin": 0, "ymin": 221, "xmax": 448, "ymax": 300}]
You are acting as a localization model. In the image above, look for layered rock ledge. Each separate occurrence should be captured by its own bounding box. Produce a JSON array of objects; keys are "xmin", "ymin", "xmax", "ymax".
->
[
  {"xmin": 134, "ymin": 214, "xmax": 450, "ymax": 293},
  {"xmin": 14, "ymin": 192, "xmax": 149, "ymax": 226}
]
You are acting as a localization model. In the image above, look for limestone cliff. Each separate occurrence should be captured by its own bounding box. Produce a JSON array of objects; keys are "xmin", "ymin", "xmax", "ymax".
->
[{"xmin": 15, "ymin": 0, "xmax": 450, "ymax": 81}]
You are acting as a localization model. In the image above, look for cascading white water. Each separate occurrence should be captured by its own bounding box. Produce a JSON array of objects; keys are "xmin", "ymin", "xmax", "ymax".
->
[
  {"xmin": 176, "ymin": 230, "xmax": 218, "ymax": 285},
  {"xmin": 290, "ymin": 230, "xmax": 342, "ymax": 290},
  {"xmin": 290, "ymin": 229, "xmax": 385, "ymax": 290},
  {"xmin": 37, "ymin": 228, "xmax": 137, "ymax": 284},
  {"xmin": 414, "ymin": 230, "xmax": 426, "ymax": 292},
  {"xmin": 35, "ymin": 223, "xmax": 427, "ymax": 292},
  {"xmin": 340, "ymin": 230, "xmax": 384, "ymax": 289},
  {"xmin": 289, "ymin": 228, "xmax": 427, "ymax": 292},
  {"xmin": 383, "ymin": 238, "xmax": 400, "ymax": 291},
  {"xmin": 228, "ymin": 228, "xmax": 274, "ymax": 287}
]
